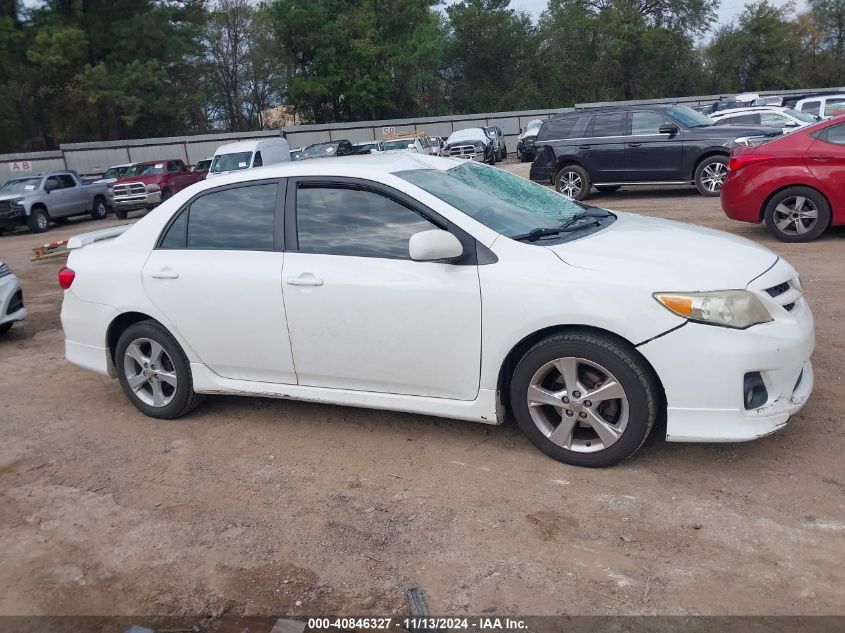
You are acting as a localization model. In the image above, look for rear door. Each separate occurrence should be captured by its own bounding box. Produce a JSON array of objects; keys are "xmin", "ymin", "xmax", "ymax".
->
[
  {"xmin": 806, "ymin": 121, "xmax": 845, "ymax": 213},
  {"xmin": 626, "ymin": 110, "xmax": 685, "ymax": 181},
  {"xmin": 580, "ymin": 112, "xmax": 628, "ymax": 183},
  {"xmin": 142, "ymin": 179, "xmax": 296, "ymax": 383}
]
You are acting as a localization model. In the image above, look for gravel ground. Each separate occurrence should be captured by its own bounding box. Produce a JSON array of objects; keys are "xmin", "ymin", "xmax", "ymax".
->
[{"xmin": 0, "ymin": 160, "xmax": 843, "ymax": 624}]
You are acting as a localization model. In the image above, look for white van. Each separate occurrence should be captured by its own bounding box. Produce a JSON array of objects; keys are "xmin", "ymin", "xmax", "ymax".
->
[{"xmin": 207, "ymin": 138, "xmax": 290, "ymax": 178}]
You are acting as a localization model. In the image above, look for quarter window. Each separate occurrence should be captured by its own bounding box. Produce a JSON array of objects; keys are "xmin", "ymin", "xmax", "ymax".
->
[
  {"xmin": 537, "ymin": 117, "xmax": 577, "ymax": 141},
  {"xmin": 819, "ymin": 123, "xmax": 845, "ymax": 145},
  {"xmin": 800, "ymin": 100, "xmax": 820, "ymax": 114},
  {"xmin": 253, "ymin": 151, "xmax": 263, "ymax": 167},
  {"xmin": 587, "ymin": 113, "xmax": 626, "ymax": 138},
  {"xmin": 760, "ymin": 112, "xmax": 788, "ymax": 126},
  {"xmin": 824, "ymin": 98, "xmax": 845, "ymax": 117},
  {"xmin": 631, "ymin": 111, "xmax": 673, "ymax": 135},
  {"xmin": 158, "ymin": 183, "xmax": 277, "ymax": 251},
  {"xmin": 296, "ymin": 185, "xmax": 437, "ymax": 259}
]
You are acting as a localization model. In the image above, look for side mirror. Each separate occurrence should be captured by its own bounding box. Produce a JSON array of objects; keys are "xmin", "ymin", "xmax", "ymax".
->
[
  {"xmin": 659, "ymin": 124, "xmax": 680, "ymax": 135},
  {"xmin": 409, "ymin": 229, "xmax": 463, "ymax": 262}
]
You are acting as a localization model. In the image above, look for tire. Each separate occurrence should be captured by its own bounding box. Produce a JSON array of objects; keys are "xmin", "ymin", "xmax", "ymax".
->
[
  {"xmin": 502, "ymin": 146, "xmax": 508, "ymax": 160},
  {"xmin": 159, "ymin": 189, "xmax": 171, "ymax": 204},
  {"xmin": 763, "ymin": 186, "xmax": 831, "ymax": 243},
  {"xmin": 595, "ymin": 185, "xmax": 621, "ymax": 193},
  {"xmin": 27, "ymin": 207, "xmax": 49, "ymax": 233},
  {"xmin": 90, "ymin": 196, "xmax": 108, "ymax": 221},
  {"xmin": 115, "ymin": 320, "xmax": 204, "ymax": 419},
  {"xmin": 554, "ymin": 164, "xmax": 591, "ymax": 201},
  {"xmin": 487, "ymin": 149, "xmax": 496, "ymax": 165},
  {"xmin": 0, "ymin": 322, "xmax": 12, "ymax": 335},
  {"xmin": 509, "ymin": 332, "xmax": 658, "ymax": 467},
  {"xmin": 115, "ymin": 208, "xmax": 128, "ymax": 220},
  {"xmin": 694, "ymin": 155, "xmax": 728, "ymax": 196}
]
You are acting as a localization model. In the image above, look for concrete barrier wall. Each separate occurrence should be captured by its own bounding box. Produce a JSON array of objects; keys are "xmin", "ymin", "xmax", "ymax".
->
[{"xmin": 1, "ymin": 86, "xmax": 841, "ymax": 182}]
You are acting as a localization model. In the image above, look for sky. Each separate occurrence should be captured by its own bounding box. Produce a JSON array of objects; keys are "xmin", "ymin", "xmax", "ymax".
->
[{"xmin": 445, "ymin": 0, "xmax": 806, "ymax": 28}]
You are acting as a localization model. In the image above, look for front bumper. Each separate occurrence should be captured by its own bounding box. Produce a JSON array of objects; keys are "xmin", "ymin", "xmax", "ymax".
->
[
  {"xmin": 638, "ymin": 262, "xmax": 815, "ymax": 442},
  {"xmin": 113, "ymin": 191, "xmax": 161, "ymax": 211},
  {"xmin": 0, "ymin": 206, "xmax": 26, "ymax": 230},
  {"xmin": 0, "ymin": 274, "xmax": 27, "ymax": 327}
]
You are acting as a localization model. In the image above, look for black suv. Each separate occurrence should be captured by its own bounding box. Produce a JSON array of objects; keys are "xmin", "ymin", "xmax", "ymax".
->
[{"xmin": 530, "ymin": 104, "xmax": 781, "ymax": 200}]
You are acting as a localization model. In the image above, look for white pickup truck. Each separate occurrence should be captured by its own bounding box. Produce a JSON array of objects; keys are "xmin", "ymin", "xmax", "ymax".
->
[{"xmin": 0, "ymin": 170, "xmax": 111, "ymax": 234}]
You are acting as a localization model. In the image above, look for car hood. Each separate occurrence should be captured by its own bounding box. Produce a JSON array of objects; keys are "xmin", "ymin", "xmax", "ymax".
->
[
  {"xmin": 0, "ymin": 193, "xmax": 25, "ymax": 202},
  {"xmin": 686, "ymin": 123, "xmax": 782, "ymax": 139},
  {"xmin": 114, "ymin": 174, "xmax": 163, "ymax": 185},
  {"xmin": 546, "ymin": 212, "xmax": 778, "ymax": 290}
]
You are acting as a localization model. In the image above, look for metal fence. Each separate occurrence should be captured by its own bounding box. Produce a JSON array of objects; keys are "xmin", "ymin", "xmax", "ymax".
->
[{"xmin": 1, "ymin": 87, "xmax": 840, "ymax": 183}]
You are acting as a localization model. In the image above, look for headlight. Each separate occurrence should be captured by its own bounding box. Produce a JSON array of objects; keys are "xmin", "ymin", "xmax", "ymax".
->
[
  {"xmin": 146, "ymin": 184, "xmax": 160, "ymax": 192},
  {"xmin": 9, "ymin": 197, "xmax": 24, "ymax": 208},
  {"xmin": 654, "ymin": 290, "xmax": 773, "ymax": 329}
]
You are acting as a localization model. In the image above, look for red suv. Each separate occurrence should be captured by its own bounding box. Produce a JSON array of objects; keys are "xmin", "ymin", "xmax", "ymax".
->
[{"xmin": 721, "ymin": 115, "xmax": 845, "ymax": 242}]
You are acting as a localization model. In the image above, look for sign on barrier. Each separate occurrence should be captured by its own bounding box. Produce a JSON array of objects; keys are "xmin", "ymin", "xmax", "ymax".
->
[{"xmin": 9, "ymin": 161, "xmax": 32, "ymax": 172}]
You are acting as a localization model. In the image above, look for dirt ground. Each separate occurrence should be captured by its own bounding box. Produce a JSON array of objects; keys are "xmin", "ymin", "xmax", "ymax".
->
[{"xmin": 0, "ymin": 160, "xmax": 843, "ymax": 623}]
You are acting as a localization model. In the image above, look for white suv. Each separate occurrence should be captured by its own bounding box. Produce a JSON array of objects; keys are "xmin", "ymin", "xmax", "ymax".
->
[{"xmin": 795, "ymin": 94, "xmax": 845, "ymax": 119}]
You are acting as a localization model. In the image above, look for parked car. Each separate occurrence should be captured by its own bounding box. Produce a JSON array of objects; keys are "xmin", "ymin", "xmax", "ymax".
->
[
  {"xmin": 710, "ymin": 106, "xmax": 817, "ymax": 135},
  {"xmin": 444, "ymin": 128, "xmax": 496, "ymax": 163},
  {"xmin": 531, "ymin": 104, "xmax": 782, "ymax": 200},
  {"xmin": 794, "ymin": 94, "xmax": 845, "ymax": 119},
  {"xmin": 0, "ymin": 171, "xmax": 111, "ymax": 233},
  {"xmin": 290, "ymin": 147, "xmax": 304, "ymax": 161},
  {"xmin": 298, "ymin": 140, "xmax": 355, "ymax": 160},
  {"xmin": 208, "ymin": 139, "xmax": 291, "ymax": 178},
  {"xmin": 191, "ymin": 157, "xmax": 213, "ymax": 174},
  {"xmin": 516, "ymin": 119, "xmax": 543, "ymax": 162},
  {"xmin": 382, "ymin": 138, "xmax": 424, "ymax": 154},
  {"xmin": 353, "ymin": 140, "xmax": 385, "ymax": 154},
  {"xmin": 59, "ymin": 154, "xmax": 813, "ymax": 467},
  {"xmin": 94, "ymin": 162, "xmax": 140, "ymax": 185},
  {"xmin": 484, "ymin": 126, "xmax": 508, "ymax": 161},
  {"xmin": 721, "ymin": 115, "xmax": 845, "ymax": 242},
  {"xmin": 111, "ymin": 159, "xmax": 204, "ymax": 219},
  {"xmin": 0, "ymin": 260, "xmax": 26, "ymax": 334}
]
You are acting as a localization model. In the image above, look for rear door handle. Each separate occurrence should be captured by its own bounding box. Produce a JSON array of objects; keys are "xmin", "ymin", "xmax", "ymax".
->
[
  {"xmin": 627, "ymin": 143, "xmax": 642, "ymax": 147},
  {"xmin": 286, "ymin": 274, "xmax": 324, "ymax": 287},
  {"xmin": 578, "ymin": 145, "xmax": 591, "ymax": 150},
  {"xmin": 151, "ymin": 269, "xmax": 179, "ymax": 279}
]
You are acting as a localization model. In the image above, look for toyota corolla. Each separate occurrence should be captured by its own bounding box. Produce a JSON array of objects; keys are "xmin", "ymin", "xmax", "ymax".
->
[{"xmin": 59, "ymin": 154, "xmax": 814, "ymax": 467}]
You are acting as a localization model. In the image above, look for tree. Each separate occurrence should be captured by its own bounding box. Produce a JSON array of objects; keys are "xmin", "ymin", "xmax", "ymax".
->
[{"xmin": 809, "ymin": 0, "xmax": 845, "ymax": 82}]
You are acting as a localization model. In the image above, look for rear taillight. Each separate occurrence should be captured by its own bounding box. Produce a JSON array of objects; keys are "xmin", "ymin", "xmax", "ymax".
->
[
  {"xmin": 58, "ymin": 267, "xmax": 75, "ymax": 289},
  {"xmin": 728, "ymin": 153, "xmax": 774, "ymax": 171}
]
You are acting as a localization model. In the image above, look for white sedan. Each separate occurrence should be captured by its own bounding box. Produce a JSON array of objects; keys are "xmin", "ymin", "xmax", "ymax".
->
[{"xmin": 59, "ymin": 154, "xmax": 814, "ymax": 467}]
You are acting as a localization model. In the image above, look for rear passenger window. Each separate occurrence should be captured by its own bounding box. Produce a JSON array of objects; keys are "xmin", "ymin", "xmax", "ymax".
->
[
  {"xmin": 824, "ymin": 99, "xmax": 845, "ymax": 116},
  {"xmin": 819, "ymin": 123, "xmax": 845, "ymax": 145},
  {"xmin": 723, "ymin": 114, "xmax": 760, "ymax": 125},
  {"xmin": 800, "ymin": 101, "xmax": 820, "ymax": 114},
  {"xmin": 537, "ymin": 117, "xmax": 577, "ymax": 142},
  {"xmin": 158, "ymin": 183, "xmax": 277, "ymax": 251},
  {"xmin": 587, "ymin": 113, "xmax": 626, "ymax": 137}
]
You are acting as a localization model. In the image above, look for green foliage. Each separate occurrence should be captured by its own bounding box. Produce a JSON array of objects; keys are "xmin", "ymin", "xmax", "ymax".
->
[{"xmin": 2, "ymin": 0, "xmax": 845, "ymax": 153}]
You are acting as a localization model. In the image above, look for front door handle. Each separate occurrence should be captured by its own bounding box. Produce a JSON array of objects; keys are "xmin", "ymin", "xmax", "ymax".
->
[
  {"xmin": 627, "ymin": 142, "xmax": 642, "ymax": 147},
  {"xmin": 808, "ymin": 155, "xmax": 833, "ymax": 160},
  {"xmin": 286, "ymin": 274, "xmax": 324, "ymax": 287},
  {"xmin": 578, "ymin": 145, "xmax": 591, "ymax": 150},
  {"xmin": 151, "ymin": 269, "xmax": 179, "ymax": 279}
]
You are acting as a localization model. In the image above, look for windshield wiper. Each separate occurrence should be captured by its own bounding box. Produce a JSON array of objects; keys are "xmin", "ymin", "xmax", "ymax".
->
[{"xmin": 511, "ymin": 209, "xmax": 614, "ymax": 242}]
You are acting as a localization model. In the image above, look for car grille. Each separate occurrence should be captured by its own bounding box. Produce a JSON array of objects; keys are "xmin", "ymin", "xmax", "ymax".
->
[
  {"xmin": 113, "ymin": 182, "xmax": 147, "ymax": 199},
  {"xmin": 765, "ymin": 279, "xmax": 801, "ymax": 312},
  {"xmin": 448, "ymin": 144, "xmax": 480, "ymax": 159}
]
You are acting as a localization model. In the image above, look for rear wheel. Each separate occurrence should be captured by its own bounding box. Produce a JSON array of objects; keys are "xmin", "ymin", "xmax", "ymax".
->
[
  {"xmin": 554, "ymin": 164, "xmax": 591, "ymax": 200},
  {"xmin": 509, "ymin": 332, "xmax": 658, "ymax": 467},
  {"xmin": 159, "ymin": 189, "xmax": 171, "ymax": 205},
  {"xmin": 27, "ymin": 207, "xmax": 49, "ymax": 233},
  {"xmin": 694, "ymin": 155, "xmax": 728, "ymax": 196},
  {"xmin": 115, "ymin": 320, "xmax": 204, "ymax": 419},
  {"xmin": 90, "ymin": 196, "xmax": 107, "ymax": 220},
  {"xmin": 764, "ymin": 187, "xmax": 830, "ymax": 242}
]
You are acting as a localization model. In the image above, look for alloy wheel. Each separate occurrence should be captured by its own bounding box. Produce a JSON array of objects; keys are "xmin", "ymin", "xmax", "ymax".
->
[
  {"xmin": 773, "ymin": 196, "xmax": 818, "ymax": 237},
  {"xmin": 557, "ymin": 171, "xmax": 583, "ymax": 198},
  {"xmin": 526, "ymin": 356, "xmax": 629, "ymax": 453},
  {"xmin": 37, "ymin": 214, "xmax": 48, "ymax": 230},
  {"xmin": 700, "ymin": 162, "xmax": 727, "ymax": 193},
  {"xmin": 123, "ymin": 337, "xmax": 178, "ymax": 407}
]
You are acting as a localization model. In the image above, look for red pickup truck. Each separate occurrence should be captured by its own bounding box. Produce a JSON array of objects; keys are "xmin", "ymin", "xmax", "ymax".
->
[{"xmin": 110, "ymin": 159, "xmax": 205, "ymax": 218}]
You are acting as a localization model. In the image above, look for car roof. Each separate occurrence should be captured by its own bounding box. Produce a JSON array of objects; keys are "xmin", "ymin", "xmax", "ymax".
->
[
  {"xmin": 711, "ymin": 106, "xmax": 788, "ymax": 115},
  {"xmin": 549, "ymin": 104, "xmax": 684, "ymax": 119},
  {"xmin": 138, "ymin": 159, "xmax": 180, "ymax": 165},
  {"xmin": 216, "ymin": 139, "xmax": 286, "ymax": 153}
]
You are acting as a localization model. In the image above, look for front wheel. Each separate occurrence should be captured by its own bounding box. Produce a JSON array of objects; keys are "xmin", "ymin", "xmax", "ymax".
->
[
  {"xmin": 90, "ymin": 197, "xmax": 108, "ymax": 221},
  {"xmin": 554, "ymin": 165, "xmax": 591, "ymax": 201},
  {"xmin": 694, "ymin": 155, "xmax": 728, "ymax": 196},
  {"xmin": 764, "ymin": 186, "xmax": 830, "ymax": 242},
  {"xmin": 115, "ymin": 320, "xmax": 204, "ymax": 419},
  {"xmin": 509, "ymin": 332, "xmax": 658, "ymax": 467},
  {"xmin": 27, "ymin": 208, "xmax": 49, "ymax": 233}
]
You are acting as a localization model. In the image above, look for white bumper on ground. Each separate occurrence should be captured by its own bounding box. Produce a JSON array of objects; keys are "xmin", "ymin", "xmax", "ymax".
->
[
  {"xmin": 61, "ymin": 290, "xmax": 118, "ymax": 377},
  {"xmin": 0, "ymin": 273, "xmax": 26, "ymax": 327},
  {"xmin": 639, "ymin": 273, "xmax": 814, "ymax": 442}
]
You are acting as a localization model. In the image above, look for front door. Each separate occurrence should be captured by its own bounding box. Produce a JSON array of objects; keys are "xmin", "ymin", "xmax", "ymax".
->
[
  {"xmin": 626, "ymin": 110, "xmax": 685, "ymax": 182},
  {"xmin": 281, "ymin": 179, "xmax": 482, "ymax": 400},
  {"xmin": 142, "ymin": 180, "xmax": 296, "ymax": 384}
]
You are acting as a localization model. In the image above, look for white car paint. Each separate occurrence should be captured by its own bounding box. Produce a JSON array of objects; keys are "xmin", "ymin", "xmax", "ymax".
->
[
  {"xmin": 59, "ymin": 154, "xmax": 814, "ymax": 456},
  {"xmin": 0, "ymin": 261, "xmax": 26, "ymax": 332},
  {"xmin": 710, "ymin": 106, "xmax": 817, "ymax": 135},
  {"xmin": 794, "ymin": 94, "xmax": 845, "ymax": 119}
]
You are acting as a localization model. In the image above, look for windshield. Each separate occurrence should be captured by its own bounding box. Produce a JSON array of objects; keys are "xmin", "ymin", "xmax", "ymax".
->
[
  {"xmin": 383, "ymin": 140, "xmax": 413, "ymax": 151},
  {"xmin": 665, "ymin": 105, "xmax": 714, "ymax": 128},
  {"xmin": 398, "ymin": 162, "xmax": 590, "ymax": 238},
  {"xmin": 1, "ymin": 177, "xmax": 42, "ymax": 193},
  {"xmin": 210, "ymin": 152, "xmax": 253, "ymax": 173},
  {"xmin": 104, "ymin": 166, "xmax": 133, "ymax": 179},
  {"xmin": 783, "ymin": 108, "xmax": 817, "ymax": 123},
  {"xmin": 301, "ymin": 143, "xmax": 339, "ymax": 158}
]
